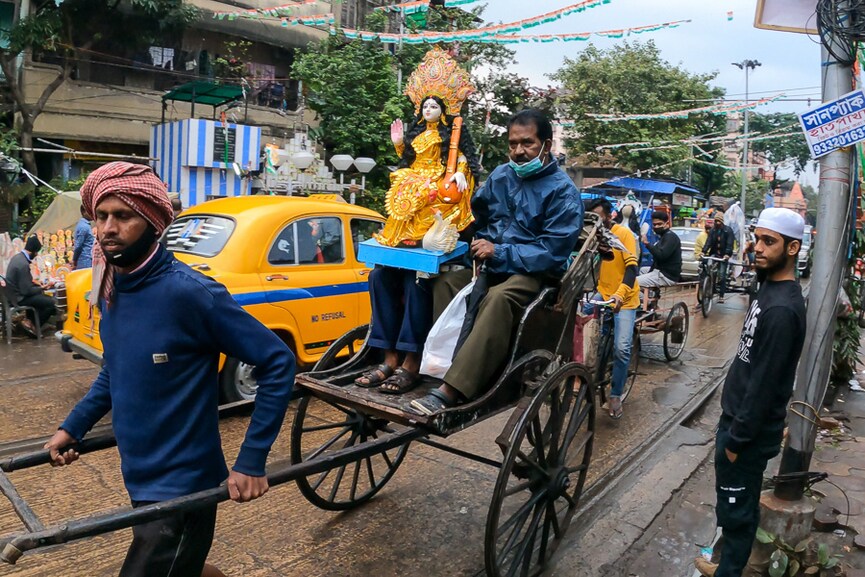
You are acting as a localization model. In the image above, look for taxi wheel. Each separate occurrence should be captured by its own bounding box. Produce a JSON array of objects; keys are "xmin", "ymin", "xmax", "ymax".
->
[{"xmin": 219, "ymin": 357, "xmax": 258, "ymax": 403}]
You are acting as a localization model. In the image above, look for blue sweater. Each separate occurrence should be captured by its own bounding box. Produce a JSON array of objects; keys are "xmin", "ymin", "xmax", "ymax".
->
[
  {"xmin": 61, "ymin": 245, "xmax": 295, "ymax": 501},
  {"xmin": 472, "ymin": 159, "xmax": 583, "ymax": 275}
]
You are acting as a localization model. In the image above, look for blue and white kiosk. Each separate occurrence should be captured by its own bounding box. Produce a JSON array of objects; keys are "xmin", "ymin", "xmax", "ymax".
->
[{"xmin": 150, "ymin": 82, "xmax": 261, "ymax": 208}]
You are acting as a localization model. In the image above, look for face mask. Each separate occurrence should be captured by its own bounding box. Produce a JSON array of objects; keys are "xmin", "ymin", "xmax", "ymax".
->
[
  {"xmin": 102, "ymin": 225, "xmax": 157, "ymax": 269},
  {"xmin": 509, "ymin": 145, "xmax": 547, "ymax": 178},
  {"xmin": 653, "ymin": 227, "xmax": 666, "ymax": 236}
]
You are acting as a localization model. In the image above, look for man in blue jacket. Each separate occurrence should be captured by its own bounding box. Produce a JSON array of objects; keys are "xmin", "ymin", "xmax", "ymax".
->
[
  {"xmin": 43, "ymin": 162, "xmax": 295, "ymax": 577},
  {"xmin": 412, "ymin": 109, "xmax": 583, "ymax": 415}
]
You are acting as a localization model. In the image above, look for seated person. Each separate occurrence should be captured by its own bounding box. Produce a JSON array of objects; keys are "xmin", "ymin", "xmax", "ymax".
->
[
  {"xmin": 410, "ymin": 109, "xmax": 583, "ymax": 415},
  {"xmin": 693, "ymin": 218, "xmax": 713, "ymax": 261},
  {"xmin": 637, "ymin": 210, "xmax": 682, "ymax": 289},
  {"xmin": 6, "ymin": 235, "xmax": 57, "ymax": 335}
]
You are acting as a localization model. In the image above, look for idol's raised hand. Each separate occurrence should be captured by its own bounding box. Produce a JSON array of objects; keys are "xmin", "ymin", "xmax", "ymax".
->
[{"xmin": 391, "ymin": 119, "xmax": 404, "ymax": 147}]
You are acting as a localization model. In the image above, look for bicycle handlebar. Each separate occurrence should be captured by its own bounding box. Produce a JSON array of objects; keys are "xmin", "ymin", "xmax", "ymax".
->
[
  {"xmin": 701, "ymin": 255, "xmax": 748, "ymax": 267},
  {"xmin": 588, "ymin": 298, "xmax": 616, "ymax": 307}
]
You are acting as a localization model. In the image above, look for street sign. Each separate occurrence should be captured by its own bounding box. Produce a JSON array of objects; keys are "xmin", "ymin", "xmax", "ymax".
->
[
  {"xmin": 754, "ymin": 0, "xmax": 818, "ymax": 35},
  {"xmin": 799, "ymin": 89, "xmax": 865, "ymax": 159}
]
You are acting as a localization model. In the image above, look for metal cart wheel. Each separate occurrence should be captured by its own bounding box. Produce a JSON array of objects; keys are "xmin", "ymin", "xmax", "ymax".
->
[
  {"xmin": 290, "ymin": 396, "xmax": 410, "ymax": 511},
  {"xmin": 485, "ymin": 363, "xmax": 594, "ymax": 577},
  {"xmin": 699, "ymin": 274, "xmax": 714, "ymax": 318},
  {"xmin": 312, "ymin": 324, "xmax": 370, "ymax": 372},
  {"xmin": 662, "ymin": 302, "xmax": 689, "ymax": 361}
]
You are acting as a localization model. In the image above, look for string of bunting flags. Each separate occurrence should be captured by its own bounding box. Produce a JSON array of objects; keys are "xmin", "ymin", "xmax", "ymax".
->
[
  {"xmin": 376, "ymin": 0, "xmax": 484, "ymax": 13},
  {"xmin": 376, "ymin": 0, "xmax": 603, "ymax": 15},
  {"xmin": 335, "ymin": 19, "xmax": 689, "ymax": 44},
  {"xmin": 588, "ymin": 93, "xmax": 785, "ymax": 122},
  {"xmin": 593, "ymin": 124, "xmax": 801, "ymax": 151},
  {"xmin": 212, "ymin": 0, "xmax": 334, "ymax": 22}
]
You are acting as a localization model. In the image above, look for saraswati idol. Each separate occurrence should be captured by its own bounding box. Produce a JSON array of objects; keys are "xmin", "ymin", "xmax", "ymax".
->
[{"xmin": 374, "ymin": 47, "xmax": 481, "ymax": 248}]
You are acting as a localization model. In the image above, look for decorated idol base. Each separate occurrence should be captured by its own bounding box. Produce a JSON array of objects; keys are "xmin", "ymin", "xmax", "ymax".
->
[{"xmin": 358, "ymin": 239, "xmax": 468, "ymax": 274}]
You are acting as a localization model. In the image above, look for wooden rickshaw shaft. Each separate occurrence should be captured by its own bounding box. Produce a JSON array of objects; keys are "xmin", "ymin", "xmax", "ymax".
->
[{"xmin": 0, "ymin": 426, "xmax": 423, "ymax": 565}]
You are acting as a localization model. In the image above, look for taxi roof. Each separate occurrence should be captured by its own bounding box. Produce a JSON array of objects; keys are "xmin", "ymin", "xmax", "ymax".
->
[{"xmin": 181, "ymin": 194, "xmax": 383, "ymax": 223}]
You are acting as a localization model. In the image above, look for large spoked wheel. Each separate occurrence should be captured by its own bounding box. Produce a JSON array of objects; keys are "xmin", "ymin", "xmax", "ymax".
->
[
  {"xmin": 312, "ymin": 324, "xmax": 370, "ymax": 372},
  {"xmin": 699, "ymin": 274, "xmax": 714, "ymax": 318},
  {"xmin": 290, "ymin": 396, "xmax": 410, "ymax": 511},
  {"xmin": 485, "ymin": 363, "xmax": 594, "ymax": 577},
  {"xmin": 620, "ymin": 333, "xmax": 640, "ymax": 403},
  {"xmin": 662, "ymin": 302, "xmax": 689, "ymax": 361}
]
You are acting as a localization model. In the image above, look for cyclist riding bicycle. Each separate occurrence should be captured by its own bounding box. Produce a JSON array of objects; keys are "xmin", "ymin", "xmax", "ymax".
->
[
  {"xmin": 585, "ymin": 198, "xmax": 639, "ymax": 420},
  {"xmin": 702, "ymin": 212, "xmax": 734, "ymax": 303}
]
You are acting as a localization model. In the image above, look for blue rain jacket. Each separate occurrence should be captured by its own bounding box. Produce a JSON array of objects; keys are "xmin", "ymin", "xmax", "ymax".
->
[{"xmin": 472, "ymin": 159, "xmax": 583, "ymax": 275}]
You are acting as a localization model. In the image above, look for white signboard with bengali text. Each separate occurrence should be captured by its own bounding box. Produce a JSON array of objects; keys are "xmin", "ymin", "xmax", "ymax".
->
[{"xmin": 799, "ymin": 89, "xmax": 865, "ymax": 159}]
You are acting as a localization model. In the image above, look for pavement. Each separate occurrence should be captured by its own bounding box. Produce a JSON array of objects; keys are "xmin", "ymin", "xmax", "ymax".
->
[
  {"xmin": 4, "ymin": 292, "xmax": 859, "ymax": 576},
  {"xmin": 607, "ymin": 365, "xmax": 865, "ymax": 577}
]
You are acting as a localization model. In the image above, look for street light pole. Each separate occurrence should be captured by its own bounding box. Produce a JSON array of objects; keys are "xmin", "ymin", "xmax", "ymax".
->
[{"xmin": 732, "ymin": 59, "xmax": 761, "ymax": 216}]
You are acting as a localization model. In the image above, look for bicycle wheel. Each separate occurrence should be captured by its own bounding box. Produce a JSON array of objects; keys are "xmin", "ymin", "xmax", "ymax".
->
[
  {"xmin": 620, "ymin": 334, "xmax": 640, "ymax": 403},
  {"xmin": 663, "ymin": 303, "xmax": 689, "ymax": 361},
  {"xmin": 595, "ymin": 325, "xmax": 614, "ymax": 408},
  {"xmin": 700, "ymin": 274, "xmax": 714, "ymax": 318}
]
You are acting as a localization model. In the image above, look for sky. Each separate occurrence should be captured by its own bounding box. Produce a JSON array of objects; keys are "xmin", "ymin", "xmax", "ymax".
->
[{"xmin": 474, "ymin": 0, "xmax": 825, "ymax": 184}]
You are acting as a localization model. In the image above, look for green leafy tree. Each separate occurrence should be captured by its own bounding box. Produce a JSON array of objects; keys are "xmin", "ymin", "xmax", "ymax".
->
[
  {"xmin": 293, "ymin": 33, "xmax": 407, "ymax": 213},
  {"xmin": 747, "ymin": 112, "xmax": 811, "ymax": 176},
  {"xmin": 0, "ymin": 0, "xmax": 197, "ymax": 177},
  {"xmin": 551, "ymin": 40, "xmax": 726, "ymax": 179},
  {"xmin": 294, "ymin": 3, "xmax": 528, "ymax": 209},
  {"xmin": 714, "ymin": 172, "xmax": 769, "ymax": 216}
]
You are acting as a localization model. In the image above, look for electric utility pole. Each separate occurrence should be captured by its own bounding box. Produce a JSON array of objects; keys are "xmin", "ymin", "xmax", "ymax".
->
[
  {"xmin": 732, "ymin": 59, "xmax": 761, "ymax": 215},
  {"xmin": 775, "ymin": 1, "xmax": 855, "ymax": 500}
]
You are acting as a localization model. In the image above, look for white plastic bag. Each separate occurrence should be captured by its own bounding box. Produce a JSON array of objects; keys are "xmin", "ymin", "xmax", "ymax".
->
[{"xmin": 420, "ymin": 280, "xmax": 475, "ymax": 378}]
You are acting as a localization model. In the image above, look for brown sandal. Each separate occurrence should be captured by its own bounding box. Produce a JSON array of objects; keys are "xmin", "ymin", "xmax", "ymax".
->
[
  {"xmin": 379, "ymin": 368, "xmax": 421, "ymax": 395},
  {"xmin": 355, "ymin": 364, "xmax": 394, "ymax": 388}
]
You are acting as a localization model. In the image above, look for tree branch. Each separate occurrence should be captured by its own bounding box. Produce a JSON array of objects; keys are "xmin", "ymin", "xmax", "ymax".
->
[{"xmin": 0, "ymin": 51, "xmax": 30, "ymax": 119}]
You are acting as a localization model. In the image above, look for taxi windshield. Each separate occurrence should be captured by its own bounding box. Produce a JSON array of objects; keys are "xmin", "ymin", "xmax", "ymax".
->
[{"xmin": 163, "ymin": 215, "xmax": 236, "ymax": 257}]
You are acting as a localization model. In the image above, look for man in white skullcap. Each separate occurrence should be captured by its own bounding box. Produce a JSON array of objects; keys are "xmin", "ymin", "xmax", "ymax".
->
[{"xmin": 696, "ymin": 208, "xmax": 807, "ymax": 577}]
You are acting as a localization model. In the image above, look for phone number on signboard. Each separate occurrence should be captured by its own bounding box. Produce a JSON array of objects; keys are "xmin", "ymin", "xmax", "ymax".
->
[{"xmin": 811, "ymin": 128, "xmax": 865, "ymax": 155}]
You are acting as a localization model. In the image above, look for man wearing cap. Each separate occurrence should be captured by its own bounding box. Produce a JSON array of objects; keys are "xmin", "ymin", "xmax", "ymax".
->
[
  {"xmin": 638, "ymin": 210, "xmax": 682, "ymax": 289},
  {"xmin": 42, "ymin": 162, "xmax": 295, "ymax": 577},
  {"xmin": 695, "ymin": 207, "xmax": 807, "ymax": 577},
  {"xmin": 5, "ymin": 234, "xmax": 57, "ymax": 335},
  {"xmin": 702, "ymin": 213, "xmax": 735, "ymax": 303}
]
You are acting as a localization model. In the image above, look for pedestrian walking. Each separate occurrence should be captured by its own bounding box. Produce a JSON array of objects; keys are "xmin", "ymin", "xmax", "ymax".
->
[
  {"xmin": 43, "ymin": 162, "xmax": 296, "ymax": 577},
  {"xmin": 696, "ymin": 207, "xmax": 807, "ymax": 577}
]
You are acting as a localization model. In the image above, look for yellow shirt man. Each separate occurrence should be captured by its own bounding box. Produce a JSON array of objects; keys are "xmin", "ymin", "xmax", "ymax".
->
[
  {"xmin": 694, "ymin": 229, "xmax": 708, "ymax": 261},
  {"xmin": 597, "ymin": 222, "xmax": 640, "ymax": 310}
]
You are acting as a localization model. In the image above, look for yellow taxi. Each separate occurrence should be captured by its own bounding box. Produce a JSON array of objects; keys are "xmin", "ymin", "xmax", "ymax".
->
[{"xmin": 59, "ymin": 194, "xmax": 383, "ymax": 402}]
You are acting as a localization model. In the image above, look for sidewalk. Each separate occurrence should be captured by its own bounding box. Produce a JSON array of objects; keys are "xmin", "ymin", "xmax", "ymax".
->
[{"xmin": 616, "ymin": 380, "xmax": 865, "ymax": 577}]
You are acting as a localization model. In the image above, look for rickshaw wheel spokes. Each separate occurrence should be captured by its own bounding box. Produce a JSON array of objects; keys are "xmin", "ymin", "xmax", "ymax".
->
[
  {"xmin": 485, "ymin": 363, "xmax": 594, "ymax": 577},
  {"xmin": 291, "ymin": 396, "xmax": 410, "ymax": 511}
]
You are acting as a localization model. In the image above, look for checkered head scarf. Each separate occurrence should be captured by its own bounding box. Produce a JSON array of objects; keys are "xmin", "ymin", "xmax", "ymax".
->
[{"xmin": 80, "ymin": 162, "xmax": 172, "ymax": 307}]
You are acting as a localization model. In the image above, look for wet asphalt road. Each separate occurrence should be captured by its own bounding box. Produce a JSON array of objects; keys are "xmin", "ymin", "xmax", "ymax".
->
[{"xmin": 0, "ymin": 290, "xmax": 749, "ymax": 577}]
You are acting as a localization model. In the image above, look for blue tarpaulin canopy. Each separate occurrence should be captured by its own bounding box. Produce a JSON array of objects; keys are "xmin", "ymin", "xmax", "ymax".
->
[{"xmin": 601, "ymin": 176, "xmax": 701, "ymax": 197}]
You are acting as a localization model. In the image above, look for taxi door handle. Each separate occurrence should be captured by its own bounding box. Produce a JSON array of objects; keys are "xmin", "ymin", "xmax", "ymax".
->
[
  {"xmin": 266, "ymin": 274, "xmax": 289, "ymax": 281},
  {"xmin": 358, "ymin": 269, "xmax": 371, "ymax": 276}
]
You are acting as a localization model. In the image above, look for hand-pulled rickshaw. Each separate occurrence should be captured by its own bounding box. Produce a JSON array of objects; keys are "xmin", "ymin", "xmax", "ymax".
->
[{"xmin": 0, "ymin": 214, "xmax": 607, "ymax": 577}]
